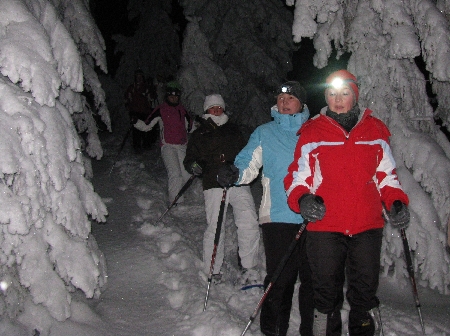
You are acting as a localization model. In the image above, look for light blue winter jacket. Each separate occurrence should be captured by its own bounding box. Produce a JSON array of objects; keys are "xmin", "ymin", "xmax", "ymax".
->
[{"xmin": 234, "ymin": 105, "xmax": 310, "ymax": 224}]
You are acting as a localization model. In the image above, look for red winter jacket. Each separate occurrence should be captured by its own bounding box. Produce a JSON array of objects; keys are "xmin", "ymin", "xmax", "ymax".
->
[
  {"xmin": 284, "ymin": 107, "xmax": 409, "ymax": 235},
  {"xmin": 145, "ymin": 102, "xmax": 192, "ymax": 146}
]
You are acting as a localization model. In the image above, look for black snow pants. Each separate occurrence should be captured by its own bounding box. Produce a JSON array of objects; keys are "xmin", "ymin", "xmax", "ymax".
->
[
  {"xmin": 260, "ymin": 223, "xmax": 314, "ymax": 336},
  {"xmin": 306, "ymin": 228, "xmax": 383, "ymax": 336}
]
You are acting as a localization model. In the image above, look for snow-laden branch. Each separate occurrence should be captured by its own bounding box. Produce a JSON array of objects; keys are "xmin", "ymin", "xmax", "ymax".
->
[
  {"xmin": 57, "ymin": 0, "xmax": 107, "ymax": 73},
  {"xmin": 386, "ymin": 119, "xmax": 450, "ymax": 294},
  {"xmin": 178, "ymin": 19, "xmax": 228, "ymax": 115},
  {"xmin": 0, "ymin": 1, "xmax": 61, "ymax": 106},
  {"xmin": 411, "ymin": 0, "xmax": 450, "ymax": 81},
  {"xmin": 0, "ymin": 76, "xmax": 108, "ymax": 321},
  {"xmin": 24, "ymin": 0, "xmax": 84, "ymax": 92},
  {"xmin": 0, "ymin": 0, "xmax": 109, "ymax": 325}
]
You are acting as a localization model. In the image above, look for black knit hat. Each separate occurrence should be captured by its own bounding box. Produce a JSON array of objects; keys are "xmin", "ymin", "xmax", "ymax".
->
[{"xmin": 278, "ymin": 81, "xmax": 307, "ymax": 103}]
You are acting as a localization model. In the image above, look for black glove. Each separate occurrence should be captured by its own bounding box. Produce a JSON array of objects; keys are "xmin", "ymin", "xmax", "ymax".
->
[
  {"xmin": 299, "ymin": 194, "xmax": 326, "ymax": 222},
  {"xmin": 217, "ymin": 164, "xmax": 239, "ymax": 188},
  {"xmin": 190, "ymin": 161, "xmax": 203, "ymax": 176},
  {"xmin": 389, "ymin": 200, "xmax": 410, "ymax": 229}
]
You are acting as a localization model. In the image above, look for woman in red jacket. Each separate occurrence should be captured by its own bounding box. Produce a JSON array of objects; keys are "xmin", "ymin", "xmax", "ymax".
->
[{"xmin": 284, "ymin": 70, "xmax": 410, "ymax": 336}]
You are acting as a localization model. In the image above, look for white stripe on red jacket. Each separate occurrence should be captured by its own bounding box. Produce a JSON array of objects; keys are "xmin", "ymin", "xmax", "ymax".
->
[{"xmin": 284, "ymin": 107, "xmax": 409, "ymax": 235}]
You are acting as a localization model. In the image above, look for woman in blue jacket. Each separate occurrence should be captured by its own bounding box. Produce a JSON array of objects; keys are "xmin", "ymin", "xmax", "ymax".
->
[{"xmin": 218, "ymin": 82, "xmax": 314, "ymax": 336}]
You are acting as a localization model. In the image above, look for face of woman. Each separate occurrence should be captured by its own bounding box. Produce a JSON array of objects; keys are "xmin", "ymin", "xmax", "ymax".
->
[
  {"xmin": 326, "ymin": 86, "xmax": 354, "ymax": 114},
  {"xmin": 167, "ymin": 95, "xmax": 179, "ymax": 105},
  {"xmin": 277, "ymin": 93, "xmax": 302, "ymax": 114},
  {"xmin": 207, "ymin": 106, "xmax": 224, "ymax": 116},
  {"xmin": 135, "ymin": 74, "xmax": 145, "ymax": 85}
]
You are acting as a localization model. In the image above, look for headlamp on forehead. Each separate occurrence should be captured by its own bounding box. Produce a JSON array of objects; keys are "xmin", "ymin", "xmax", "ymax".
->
[
  {"xmin": 281, "ymin": 84, "xmax": 293, "ymax": 94},
  {"xmin": 277, "ymin": 81, "xmax": 306, "ymax": 103},
  {"xmin": 328, "ymin": 77, "xmax": 357, "ymax": 90},
  {"xmin": 330, "ymin": 77, "xmax": 344, "ymax": 89}
]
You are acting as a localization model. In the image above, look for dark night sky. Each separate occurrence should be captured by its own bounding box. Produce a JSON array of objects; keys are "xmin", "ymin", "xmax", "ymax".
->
[
  {"xmin": 91, "ymin": 0, "xmax": 187, "ymax": 77},
  {"xmin": 90, "ymin": 0, "xmax": 136, "ymax": 76}
]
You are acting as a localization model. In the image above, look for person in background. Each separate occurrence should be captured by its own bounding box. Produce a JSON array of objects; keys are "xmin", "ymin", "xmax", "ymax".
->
[
  {"xmin": 124, "ymin": 69, "xmax": 158, "ymax": 153},
  {"xmin": 184, "ymin": 94, "xmax": 260, "ymax": 286},
  {"xmin": 284, "ymin": 70, "xmax": 410, "ymax": 336},
  {"xmin": 153, "ymin": 73, "xmax": 166, "ymax": 107},
  {"xmin": 217, "ymin": 82, "xmax": 314, "ymax": 336},
  {"xmin": 134, "ymin": 81, "xmax": 193, "ymax": 204}
]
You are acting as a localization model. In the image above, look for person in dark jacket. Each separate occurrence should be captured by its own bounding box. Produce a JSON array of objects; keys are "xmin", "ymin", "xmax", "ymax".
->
[
  {"xmin": 284, "ymin": 70, "xmax": 410, "ymax": 335},
  {"xmin": 124, "ymin": 69, "xmax": 157, "ymax": 152},
  {"xmin": 184, "ymin": 94, "xmax": 260, "ymax": 285}
]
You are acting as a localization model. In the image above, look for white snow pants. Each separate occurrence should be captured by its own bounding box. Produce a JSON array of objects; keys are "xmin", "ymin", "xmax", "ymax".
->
[
  {"xmin": 161, "ymin": 143, "xmax": 191, "ymax": 204},
  {"xmin": 203, "ymin": 186, "xmax": 260, "ymax": 274}
]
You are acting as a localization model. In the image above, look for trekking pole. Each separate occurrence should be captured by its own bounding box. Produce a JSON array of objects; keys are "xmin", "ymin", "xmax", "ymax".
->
[
  {"xmin": 154, "ymin": 174, "xmax": 197, "ymax": 225},
  {"xmin": 203, "ymin": 187, "xmax": 228, "ymax": 311},
  {"xmin": 401, "ymin": 227, "xmax": 425, "ymax": 334},
  {"xmin": 108, "ymin": 126, "xmax": 133, "ymax": 176},
  {"xmin": 382, "ymin": 205, "xmax": 425, "ymax": 334},
  {"xmin": 240, "ymin": 220, "xmax": 309, "ymax": 336}
]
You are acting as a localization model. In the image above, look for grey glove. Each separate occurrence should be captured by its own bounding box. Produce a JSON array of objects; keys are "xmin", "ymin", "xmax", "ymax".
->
[
  {"xmin": 190, "ymin": 161, "xmax": 203, "ymax": 176},
  {"xmin": 217, "ymin": 164, "xmax": 239, "ymax": 188},
  {"xmin": 389, "ymin": 200, "xmax": 410, "ymax": 229},
  {"xmin": 299, "ymin": 194, "xmax": 325, "ymax": 222}
]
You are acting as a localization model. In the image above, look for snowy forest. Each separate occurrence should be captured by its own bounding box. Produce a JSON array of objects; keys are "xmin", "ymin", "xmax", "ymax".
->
[{"xmin": 1, "ymin": 0, "xmax": 450, "ymax": 334}]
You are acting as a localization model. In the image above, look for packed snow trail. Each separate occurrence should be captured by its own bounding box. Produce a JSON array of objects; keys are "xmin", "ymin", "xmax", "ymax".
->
[
  {"xmin": 90, "ymin": 132, "xmax": 266, "ymax": 335},
  {"xmin": 89, "ymin": 131, "xmax": 450, "ymax": 335},
  {"xmin": 90, "ymin": 144, "xmax": 183, "ymax": 335}
]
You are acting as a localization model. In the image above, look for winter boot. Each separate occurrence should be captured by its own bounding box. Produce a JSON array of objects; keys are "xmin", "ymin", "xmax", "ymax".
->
[
  {"xmin": 368, "ymin": 307, "xmax": 382, "ymax": 336},
  {"xmin": 212, "ymin": 273, "xmax": 223, "ymax": 285},
  {"xmin": 327, "ymin": 309, "xmax": 343, "ymax": 336},
  {"xmin": 313, "ymin": 309, "xmax": 328, "ymax": 335},
  {"xmin": 348, "ymin": 308, "xmax": 380, "ymax": 336},
  {"xmin": 237, "ymin": 267, "xmax": 260, "ymax": 287}
]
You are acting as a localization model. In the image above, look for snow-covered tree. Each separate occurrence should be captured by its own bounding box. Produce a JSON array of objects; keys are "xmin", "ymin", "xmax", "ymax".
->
[
  {"xmin": 288, "ymin": 0, "xmax": 450, "ymax": 294},
  {"xmin": 177, "ymin": 17, "xmax": 229, "ymax": 117},
  {"xmin": 179, "ymin": 0, "xmax": 298, "ymax": 126},
  {"xmin": 0, "ymin": 0, "xmax": 109, "ymax": 332},
  {"xmin": 112, "ymin": 0, "xmax": 182, "ymax": 90}
]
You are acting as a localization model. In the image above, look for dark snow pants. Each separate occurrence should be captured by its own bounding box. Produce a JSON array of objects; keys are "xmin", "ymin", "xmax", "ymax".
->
[
  {"xmin": 306, "ymin": 228, "xmax": 383, "ymax": 336},
  {"xmin": 260, "ymin": 223, "xmax": 314, "ymax": 336},
  {"xmin": 130, "ymin": 115, "xmax": 157, "ymax": 151},
  {"xmin": 132, "ymin": 126, "xmax": 157, "ymax": 150}
]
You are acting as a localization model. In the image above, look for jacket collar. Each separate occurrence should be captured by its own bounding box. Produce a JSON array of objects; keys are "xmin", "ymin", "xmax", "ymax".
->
[
  {"xmin": 271, "ymin": 104, "xmax": 310, "ymax": 131},
  {"xmin": 319, "ymin": 105, "xmax": 371, "ymax": 122}
]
